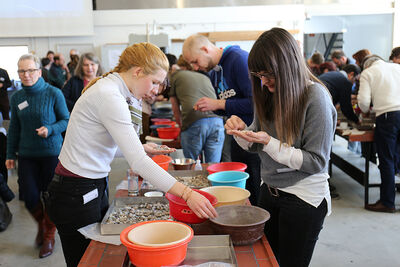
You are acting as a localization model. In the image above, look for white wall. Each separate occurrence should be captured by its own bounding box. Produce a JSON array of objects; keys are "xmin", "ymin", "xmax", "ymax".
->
[
  {"xmin": 304, "ymin": 14, "xmax": 394, "ymax": 60},
  {"xmin": 0, "ymin": 2, "xmax": 397, "ymax": 72},
  {"xmin": 0, "ymin": 5, "xmax": 304, "ymax": 72}
]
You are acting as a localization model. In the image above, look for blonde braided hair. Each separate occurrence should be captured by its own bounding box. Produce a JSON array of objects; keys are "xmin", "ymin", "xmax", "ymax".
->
[{"xmin": 82, "ymin": 42, "xmax": 169, "ymax": 94}]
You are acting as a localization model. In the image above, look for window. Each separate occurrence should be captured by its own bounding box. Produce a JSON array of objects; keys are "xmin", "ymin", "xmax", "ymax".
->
[{"xmin": 0, "ymin": 45, "xmax": 29, "ymax": 82}]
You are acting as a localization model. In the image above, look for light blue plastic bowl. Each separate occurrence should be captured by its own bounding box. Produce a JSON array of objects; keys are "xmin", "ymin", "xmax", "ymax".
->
[{"xmin": 207, "ymin": 171, "xmax": 249, "ymax": 188}]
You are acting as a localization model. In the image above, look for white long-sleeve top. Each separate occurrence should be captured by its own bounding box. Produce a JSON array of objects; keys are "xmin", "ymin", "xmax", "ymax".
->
[
  {"xmin": 357, "ymin": 60, "xmax": 400, "ymax": 116},
  {"xmin": 59, "ymin": 73, "xmax": 176, "ymax": 192}
]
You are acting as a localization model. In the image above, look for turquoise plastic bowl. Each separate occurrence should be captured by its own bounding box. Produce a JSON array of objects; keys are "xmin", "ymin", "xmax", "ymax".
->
[{"xmin": 207, "ymin": 171, "xmax": 249, "ymax": 188}]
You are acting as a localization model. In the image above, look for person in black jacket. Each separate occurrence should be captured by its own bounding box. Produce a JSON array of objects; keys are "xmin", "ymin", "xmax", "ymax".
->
[
  {"xmin": 0, "ymin": 68, "xmax": 11, "ymax": 120},
  {"xmin": 62, "ymin": 53, "xmax": 103, "ymax": 112},
  {"xmin": 319, "ymin": 64, "xmax": 361, "ymax": 124},
  {"xmin": 49, "ymin": 53, "xmax": 70, "ymax": 89}
]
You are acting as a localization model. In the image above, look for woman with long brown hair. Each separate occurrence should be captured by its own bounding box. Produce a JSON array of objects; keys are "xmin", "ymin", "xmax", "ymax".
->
[
  {"xmin": 45, "ymin": 43, "xmax": 217, "ymax": 267},
  {"xmin": 62, "ymin": 52, "xmax": 103, "ymax": 112},
  {"xmin": 225, "ymin": 28, "xmax": 337, "ymax": 266}
]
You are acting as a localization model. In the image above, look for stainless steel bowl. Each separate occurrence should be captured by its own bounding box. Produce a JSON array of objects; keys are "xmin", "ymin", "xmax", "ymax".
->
[{"xmin": 172, "ymin": 158, "xmax": 195, "ymax": 170}]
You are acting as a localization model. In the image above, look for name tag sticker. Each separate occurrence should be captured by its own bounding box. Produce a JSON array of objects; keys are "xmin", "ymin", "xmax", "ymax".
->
[
  {"xmin": 83, "ymin": 188, "xmax": 98, "ymax": 205},
  {"xmin": 18, "ymin": 101, "xmax": 29, "ymax": 110}
]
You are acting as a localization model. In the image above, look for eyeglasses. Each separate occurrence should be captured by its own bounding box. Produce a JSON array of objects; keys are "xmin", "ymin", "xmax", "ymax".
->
[
  {"xmin": 158, "ymin": 78, "xmax": 169, "ymax": 94},
  {"xmin": 17, "ymin": 69, "xmax": 39, "ymax": 75},
  {"xmin": 250, "ymin": 71, "xmax": 275, "ymax": 80}
]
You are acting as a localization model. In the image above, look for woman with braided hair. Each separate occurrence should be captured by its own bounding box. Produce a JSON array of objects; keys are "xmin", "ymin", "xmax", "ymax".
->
[{"xmin": 45, "ymin": 43, "xmax": 217, "ymax": 267}]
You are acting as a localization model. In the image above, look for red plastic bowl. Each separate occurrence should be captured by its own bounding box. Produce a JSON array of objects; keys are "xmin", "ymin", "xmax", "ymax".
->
[
  {"xmin": 207, "ymin": 162, "xmax": 247, "ymax": 174},
  {"xmin": 154, "ymin": 121, "xmax": 177, "ymax": 126},
  {"xmin": 157, "ymin": 127, "xmax": 181, "ymax": 139},
  {"xmin": 120, "ymin": 220, "xmax": 194, "ymax": 267},
  {"xmin": 152, "ymin": 155, "xmax": 172, "ymax": 171},
  {"xmin": 165, "ymin": 189, "xmax": 218, "ymax": 224},
  {"xmin": 151, "ymin": 118, "xmax": 171, "ymax": 123}
]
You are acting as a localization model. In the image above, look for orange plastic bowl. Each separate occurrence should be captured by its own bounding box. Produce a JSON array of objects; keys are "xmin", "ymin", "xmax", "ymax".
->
[
  {"xmin": 165, "ymin": 189, "xmax": 218, "ymax": 224},
  {"xmin": 157, "ymin": 127, "xmax": 181, "ymax": 139},
  {"xmin": 207, "ymin": 162, "xmax": 247, "ymax": 174},
  {"xmin": 152, "ymin": 155, "xmax": 172, "ymax": 171},
  {"xmin": 120, "ymin": 220, "xmax": 194, "ymax": 267}
]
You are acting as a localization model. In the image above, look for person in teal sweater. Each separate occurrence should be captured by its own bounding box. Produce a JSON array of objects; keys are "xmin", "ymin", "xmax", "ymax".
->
[{"xmin": 5, "ymin": 54, "xmax": 69, "ymax": 259}]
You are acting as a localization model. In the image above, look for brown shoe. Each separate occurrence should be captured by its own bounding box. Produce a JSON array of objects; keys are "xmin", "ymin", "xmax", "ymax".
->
[
  {"xmin": 35, "ymin": 221, "xmax": 44, "ymax": 247},
  {"xmin": 39, "ymin": 211, "xmax": 56, "ymax": 258},
  {"xmin": 39, "ymin": 238, "xmax": 55, "ymax": 258},
  {"xmin": 365, "ymin": 200, "xmax": 395, "ymax": 213},
  {"xmin": 29, "ymin": 203, "xmax": 44, "ymax": 247}
]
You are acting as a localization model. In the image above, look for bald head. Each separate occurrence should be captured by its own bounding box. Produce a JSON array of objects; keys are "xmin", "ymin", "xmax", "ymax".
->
[
  {"xmin": 183, "ymin": 34, "xmax": 212, "ymax": 54},
  {"xmin": 70, "ymin": 49, "xmax": 79, "ymax": 56},
  {"xmin": 182, "ymin": 34, "xmax": 221, "ymax": 72}
]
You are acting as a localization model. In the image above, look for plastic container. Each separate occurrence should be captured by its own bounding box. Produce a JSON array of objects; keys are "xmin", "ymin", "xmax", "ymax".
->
[
  {"xmin": 200, "ymin": 186, "xmax": 250, "ymax": 207},
  {"xmin": 165, "ymin": 189, "xmax": 218, "ymax": 224},
  {"xmin": 149, "ymin": 124, "xmax": 171, "ymax": 137},
  {"xmin": 152, "ymin": 155, "xmax": 172, "ymax": 171},
  {"xmin": 157, "ymin": 127, "xmax": 181, "ymax": 139},
  {"xmin": 120, "ymin": 220, "xmax": 193, "ymax": 267},
  {"xmin": 207, "ymin": 171, "xmax": 249, "ymax": 189},
  {"xmin": 151, "ymin": 118, "xmax": 171, "ymax": 123},
  {"xmin": 154, "ymin": 121, "xmax": 177, "ymax": 127},
  {"xmin": 144, "ymin": 191, "xmax": 164, "ymax": 197},
  {"xmin": 207, "ymin": 162, "xmax": 247, "ymax": 174},
  {"xmin": 194, "ymin": 159, "xmax": 202, "ymax": 171}
]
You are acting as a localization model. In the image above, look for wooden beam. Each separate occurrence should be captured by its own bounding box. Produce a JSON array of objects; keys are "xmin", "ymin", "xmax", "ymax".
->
[{"xmin": 198, "ymin": 29, "xmax": 300, "ymax": 42}]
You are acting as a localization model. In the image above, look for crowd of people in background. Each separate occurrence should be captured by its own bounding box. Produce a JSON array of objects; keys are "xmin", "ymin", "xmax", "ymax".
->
[{"xmin": 0, "ymin": 32, "xmax": 399, "ymax": 267}]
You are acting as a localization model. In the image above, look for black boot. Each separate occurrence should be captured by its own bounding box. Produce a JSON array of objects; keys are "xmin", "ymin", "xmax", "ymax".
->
[{"xmin": 0, "ymin": 174, "xmax": 14, "ymax": 202}]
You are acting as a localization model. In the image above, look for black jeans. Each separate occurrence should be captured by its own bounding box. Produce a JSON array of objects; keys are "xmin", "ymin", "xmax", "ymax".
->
[
  {"xmin": 45, "ymin": 175, "xmax": 109, "ymax": 267},
  {"xmin": 18, "ymin": 156, "xmax": 58, "ymax": 210},
  {"xmin": 231, "ymin": 139, "xmax": 261, "ymax": 205},
  {"xmin": 258, "ymin": 183, "xmax": 327, "ymax": 267},
  {"xmin": 374, "ymin": 111, "xmax": 400, "ymax": 208}
]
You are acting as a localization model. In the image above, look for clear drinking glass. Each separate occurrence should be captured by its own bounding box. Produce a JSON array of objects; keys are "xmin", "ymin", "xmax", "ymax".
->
[{"xmin": 127, "ymin": 169, "xmax": 139, "ymax": 196}]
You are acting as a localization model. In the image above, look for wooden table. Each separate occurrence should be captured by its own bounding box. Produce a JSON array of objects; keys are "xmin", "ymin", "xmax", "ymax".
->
[
  {"xmin": 78, "ymin": 172, "xmax": 279, "ymax": 267},
  {"xmin": 329, "ymin": 129, "xmax": 400, "ymax": 207}
]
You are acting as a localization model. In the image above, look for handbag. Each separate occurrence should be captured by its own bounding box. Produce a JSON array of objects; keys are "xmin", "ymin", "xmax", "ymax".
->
[{"xmin": 0, "ymin": 197, "xmax": 12, "ymax": 231}]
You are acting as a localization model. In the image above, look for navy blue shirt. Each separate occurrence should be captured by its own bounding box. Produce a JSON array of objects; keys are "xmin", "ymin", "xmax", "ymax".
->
[
  {"xmin": 319, "ymin": 71, "xmax": 359, "ymax": 123},
  {"xmin": 209, "ymin": 46, "xmax": 253, "ymax": 125}
]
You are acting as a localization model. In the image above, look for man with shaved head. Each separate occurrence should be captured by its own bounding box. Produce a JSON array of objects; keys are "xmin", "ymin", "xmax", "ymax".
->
[{"xmin": 182, "ymin": 34, "xmax": 261, "ymax": 205}]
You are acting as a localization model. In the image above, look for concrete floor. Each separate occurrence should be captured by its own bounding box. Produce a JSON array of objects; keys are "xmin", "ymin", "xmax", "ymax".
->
[{"xmin": 0, "ymin": 141, "xmax": 399, "ymax": 267}]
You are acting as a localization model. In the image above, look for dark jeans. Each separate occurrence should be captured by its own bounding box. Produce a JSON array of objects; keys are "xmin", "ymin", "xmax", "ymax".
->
[
  {"xmin": 258, "ymin": 183, "xmax": 327, "ymax": 267},
  {"xmin": 18, "ymin": 156, "xmax": 58, "ymax": 210},
  {"xmin": 45, "ymin": 175, "xmax": 109, "ymax": 267},
  {"xmin": 231, "ymin": 140, "xmax": 261, "ymax": 205},
  {"xmin": 374, "ymin": 111, "xmax": 400, "ymax": 208}
]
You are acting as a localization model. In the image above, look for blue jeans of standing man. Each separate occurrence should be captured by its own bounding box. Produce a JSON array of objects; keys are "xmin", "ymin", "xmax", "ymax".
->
[
  {"xmin": 374, "ymin": 111, "xmax": 400, "ymax": 208},
  {"xmin": 180, "ymin": 117, "xmax": 225, "ymax": 163}
]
